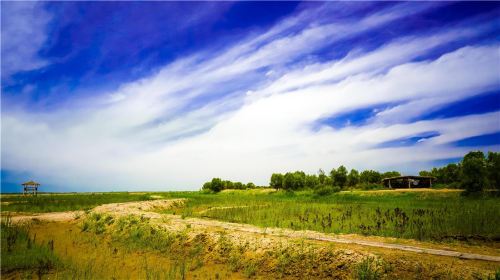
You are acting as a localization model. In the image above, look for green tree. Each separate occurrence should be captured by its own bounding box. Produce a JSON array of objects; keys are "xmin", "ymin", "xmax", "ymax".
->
[
  {"xmin": 283, "ymin": 172, "xmax": 295, "ymax": 191},
  {"xmin": 202, "ymin": 181, "xmax": 212, "ymax": 191},
  {"xmin": 419, "ymin": 170, "xmax": 433, "ymax": 177},
  {"xmin": 305, "ymin": 174, "xmax": 319, "ymax": 189},
  {"xmin": 233, "ymin": 182, "xmax": 244, "ymax": 190},
  {"xmin": 486, "ymin": 151, "xmax": 500, "ymax": 190},
  {"xmin": 381, "ymin": 171, "xmax": 400, "ymax": 179},
  {"xmin": 329, "ymin": 168, "xmax": 337, "ymax": 186},
  {"xmin": 210, "ymin": 178, "xmax": 224, "ymax": 193},
  {"xmin": 283, "ymin": 171, "xmax": 306, "ymax": 191},
  {"xmin": 431, "ymin": 167, "xmax": 446, "ymax": 184},
  {"xmin": 442, "ymin": 163, "xmax": 460, "ymax": 184},
  {"xmin": 246, "ymin": 182, "xmax": 256, "ymax": 189},
  {"xmin": 461, "ymin": 151, "xmax": 487, "ymax": 193},
  {"xmin": 223, "ymin": 180, "xmax": 233, "ymax": 190},
  {"xmin": 318, "ymin": 169, "xmax": 327, "ymax": 185},
  {"xmin": 347, "ymin": 169, "xmax": 360, "ymax": 186},
  {"xmin": 334, "ymin": 165, "xmax": 348, "ymax": 187},
  {"xmin": 360, "ymin": 170, "xmax": 381, "ymax": 184},
  {"xmin": 323, "ymin": 176, "xmax": 333, "ymax": 187},
  {"xmin": 292, "ymin": 171, "xmax": 306, "ymax": 190},
  {"xmin": 270, "ymin": 173, "xmax": 284, "ymax": 189}
]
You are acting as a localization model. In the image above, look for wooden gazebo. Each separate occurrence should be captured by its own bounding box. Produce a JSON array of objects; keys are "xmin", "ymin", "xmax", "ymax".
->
[
  {"xmin": 382, "ymin": 176, "xmax": 435, "ymax": 189},
  {"xmin": 22, "ymin": 180, "xmax": 40, "ymax": 196}
]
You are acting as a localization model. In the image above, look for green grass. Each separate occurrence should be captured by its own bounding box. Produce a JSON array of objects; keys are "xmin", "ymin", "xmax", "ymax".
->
[
  {"xmin": 160, "ymin": 189, "xmax": 500, "ymax": 241},
  {"xmin": 1, "ymin": 192, "xmax": 153, "ymax": 213},
  {"xmin": 79, "ymin": 213, "xmax": 206, "ymax": 276},
  {"xmin": 2, "ymin": 189, "xmax": 499, "ymax": 241},
  {"xmin": 354, "ymin": 257, "xmax": 382, "ymax": 280},
  {"xmin": 1, "ymin": 216, "xmax": 60, "ymax": 274},
  {"xmin": 74, "ymin": 213, "xmax": 347, "ymax": 279}
]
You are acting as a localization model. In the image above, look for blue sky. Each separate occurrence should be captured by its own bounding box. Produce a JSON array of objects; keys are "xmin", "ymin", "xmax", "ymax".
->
[{"xmin": 1, "ymin": 2, "xmax": 499, "ymax": 192}]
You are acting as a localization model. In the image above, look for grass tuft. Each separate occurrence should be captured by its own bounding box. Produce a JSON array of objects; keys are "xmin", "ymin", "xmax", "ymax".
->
[
  {"xmin": 354, "ymin": 257, "xmax": 381, "ymax": 280},
  {"xmin": 1, "ymin": 216, "xmax": 60, "ymax": 274}
]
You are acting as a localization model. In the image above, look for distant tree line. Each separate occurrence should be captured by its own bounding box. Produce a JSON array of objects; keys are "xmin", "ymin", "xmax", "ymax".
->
[
  {"xmin": 269, "ymin": 167, "xmax": 401, "ymax": 194},
  {"xmin": 201, "ymin": 151, "xmax": 499, "ymax": 194},
  {"xmin": 419, "ymin": 151, "xmax": 500, "ymax": 194},
  {"xmin": 202, "ymin": 178, "xmax": 257, "ymax": 193},
  {"xmin": 269, "ymin": 151, "xmax": 499, "ymax": 194}
]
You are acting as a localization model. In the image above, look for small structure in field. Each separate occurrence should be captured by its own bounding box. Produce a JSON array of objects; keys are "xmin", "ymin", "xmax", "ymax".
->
[
  {"xmin": 22, "ymin": 180, "xmax": 40, "ymax": 196},
  {"xmin": 382, "ymin": 176, "xmax": 435, "ymax": 189}
]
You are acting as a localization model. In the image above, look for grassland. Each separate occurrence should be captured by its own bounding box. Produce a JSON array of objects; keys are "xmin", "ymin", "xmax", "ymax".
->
[
  {"xmin": 1, "ymin": 189, "xmax": 499, "ymax": 279},
  {"xmin": 0, "ymin": 192, "xmax": 153, "ymax": 213},
  {"xmin": 2, "ymin": 189, "xmax": 499, "ymax": 241},
  {"xmin": 17, "ymin": 212, "xmax": 499, "ymax": 280},
  {"xmin": 160, "ymin": 189, "xmax": 500, "ymax": 241}
]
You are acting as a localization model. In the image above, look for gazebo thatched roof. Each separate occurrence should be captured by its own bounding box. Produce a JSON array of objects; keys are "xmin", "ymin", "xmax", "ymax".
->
[{"xmin": 22, "ymin": 180, "xmax": 40, "ymax": 186}]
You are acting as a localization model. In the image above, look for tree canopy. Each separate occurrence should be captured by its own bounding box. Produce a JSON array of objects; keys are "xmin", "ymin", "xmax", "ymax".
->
[{"xmin": 202, "ymin": 178, "xmax": 258, "ymax": 192}]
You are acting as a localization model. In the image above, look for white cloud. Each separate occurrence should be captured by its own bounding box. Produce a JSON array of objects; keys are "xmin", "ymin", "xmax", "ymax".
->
[
  {"xmin": 1, "ymin": 2, "xmax": 52, "ymax": 79},
  {"xmin": 2, "ymin": 4, "xmax": 499, "ymax": 191}
]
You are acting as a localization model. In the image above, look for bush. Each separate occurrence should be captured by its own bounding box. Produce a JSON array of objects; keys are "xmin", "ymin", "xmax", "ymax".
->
[
  {"xmin": 81, "ymin": 213, "xmax": 114, "ymax": 234},
  {"xmin": 314, "ymin": 185, "xmax": 340, "ymax": 196},
  {"xmin": 354, "ymin": 257, "xmax": 381, "ymax": 280}
]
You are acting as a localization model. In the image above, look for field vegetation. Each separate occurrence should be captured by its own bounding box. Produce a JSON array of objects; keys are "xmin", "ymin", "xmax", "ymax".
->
[
  {"xmin": 1, "ymin": 216, "xmax": 60, "ymax": 277},
  {"xmin": 162, "ymin": 189, "xmax": 500, "ymax": 241},
  {"xmin": 1, "ymin": 189, "xmax": 499, "ymax": 279},
  {"xmin": 1, "ymin": 192, "xmax": 153, "ymax": 213}
]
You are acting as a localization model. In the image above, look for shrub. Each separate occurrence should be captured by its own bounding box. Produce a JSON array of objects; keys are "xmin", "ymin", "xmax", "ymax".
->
[
  {"xmin": 81, "ymin": 213, "xmax": 113, "ymax": 234},
  {"xmin": 314, "ymin": 185, "xmax": 340, "ymax": 196},
  {"xmin": 243, "ymin": 260, "xmax": 257, "ymax": 278},
  {"xmin": 354, "ymin": 257, "xmax": 381, "ymax": 280}
]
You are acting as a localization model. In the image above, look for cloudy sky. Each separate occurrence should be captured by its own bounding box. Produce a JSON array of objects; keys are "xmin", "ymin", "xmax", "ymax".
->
[{"xmin": 1, "ymin": 2, "xmax": 499, "ymax": 192}]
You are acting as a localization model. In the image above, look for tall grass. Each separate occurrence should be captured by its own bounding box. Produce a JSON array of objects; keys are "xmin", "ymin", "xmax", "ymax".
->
[
  {"xmin": 1, "ymin": 216, "xmax": 60, "ymax": 274},
  {"xmin": 1, "ymin": 192, "xmax": 152, "ymax": 213},
  {"xmin": 354, "ymin": 257, "xmax": 382, "ymax": 280},
  {"xmin": 162, "ymin": 190, "xmax": 500, "ymax": 241}
]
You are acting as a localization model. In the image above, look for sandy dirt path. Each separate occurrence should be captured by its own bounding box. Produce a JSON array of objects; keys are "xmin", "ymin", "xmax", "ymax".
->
[
  {"xmin": 4, "ymin": 199, "xmax": 499, "ymax": 263},
  {"xmin": 7, "ymin": 211, "xmax": 84, "ymax": 223}
]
